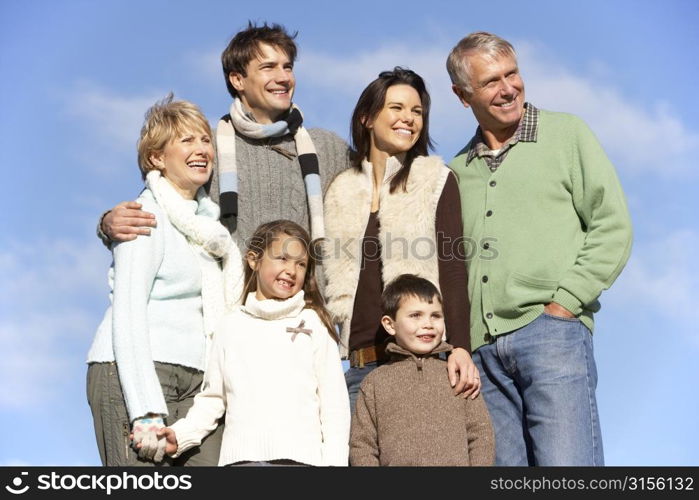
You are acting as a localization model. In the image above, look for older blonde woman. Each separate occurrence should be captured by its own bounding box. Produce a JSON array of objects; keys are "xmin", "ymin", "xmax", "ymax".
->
[{"xmin": 86, "ymin": 95, "xmax": 242, "ymax": 466}]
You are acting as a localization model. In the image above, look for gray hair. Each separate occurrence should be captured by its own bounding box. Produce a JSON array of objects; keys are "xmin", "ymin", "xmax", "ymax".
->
[{"xmin": 446, "ymin": 31, "xmax": 517, "ymax": 94}]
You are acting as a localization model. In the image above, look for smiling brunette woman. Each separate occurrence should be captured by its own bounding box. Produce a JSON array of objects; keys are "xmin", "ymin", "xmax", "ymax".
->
[
  {"xmin": 323, "ymin": 68, "xmax": 480, "ymax": 412},
  {"xmin": 86, "ymin": 94, "xmax": 243, "ymax": 466}
]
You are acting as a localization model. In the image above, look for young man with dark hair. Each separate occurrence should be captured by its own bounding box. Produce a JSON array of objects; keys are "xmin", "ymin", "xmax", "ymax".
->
[{"xmin": 98, "ymin": 22, "xmax": 349, "ymax": 250}]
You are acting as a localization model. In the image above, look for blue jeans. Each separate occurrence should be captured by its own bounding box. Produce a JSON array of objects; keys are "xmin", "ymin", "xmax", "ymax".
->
[
  {"xmin": 473, "ymin": 313, "xmax": 604, "ymax": 466},
  {"xmin": 345, "ymin": 362, "xmax": 381, "ymax": 416}
]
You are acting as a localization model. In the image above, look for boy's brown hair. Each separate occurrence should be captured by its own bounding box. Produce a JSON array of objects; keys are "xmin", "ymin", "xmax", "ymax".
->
[{"xmin": 381, "ymin": 274, "xmax": 443, "ymax": 319}]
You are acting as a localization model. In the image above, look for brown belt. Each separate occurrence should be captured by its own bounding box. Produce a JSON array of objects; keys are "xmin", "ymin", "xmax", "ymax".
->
[{"xmin": 349, "ymin": 344, "xmax": 388, "ymax": 368}]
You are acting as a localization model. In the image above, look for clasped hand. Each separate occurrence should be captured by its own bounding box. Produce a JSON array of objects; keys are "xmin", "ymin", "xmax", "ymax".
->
[{"xmin": 130, "ymin": 414, "xmax": 167, "ymax": 462}]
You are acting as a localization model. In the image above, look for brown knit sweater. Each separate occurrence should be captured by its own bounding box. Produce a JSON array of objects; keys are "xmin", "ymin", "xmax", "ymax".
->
[{"xmin": 350, "ymin": 341, "xmax": 495, "ymax": 466}]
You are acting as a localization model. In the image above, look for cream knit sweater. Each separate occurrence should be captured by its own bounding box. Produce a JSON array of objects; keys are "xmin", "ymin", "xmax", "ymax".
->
[{"xmin": 170, "ymin": 291, "xmax": 350, "ymax": 466}]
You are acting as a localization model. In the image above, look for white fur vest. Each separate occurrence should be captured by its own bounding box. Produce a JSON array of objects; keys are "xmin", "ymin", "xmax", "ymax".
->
[{"xmin": 323, "ymin": 155, "xmax": 451, "ymax": 357}]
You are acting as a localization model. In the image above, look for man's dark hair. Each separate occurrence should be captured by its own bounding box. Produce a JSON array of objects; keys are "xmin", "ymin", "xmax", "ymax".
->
[
  {"xmin": 221, "ymin": 21, "xmax": 298, "ymax": 98},
  {"xmin": 381, "ymin": 274, "xmax": 442, "ymax": 319}
]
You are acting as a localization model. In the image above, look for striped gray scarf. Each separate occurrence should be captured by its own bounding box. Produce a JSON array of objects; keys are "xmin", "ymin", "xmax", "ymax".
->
[{"xmin": 216, "ymin": 99, "xmax": 325, "ymax": 240}]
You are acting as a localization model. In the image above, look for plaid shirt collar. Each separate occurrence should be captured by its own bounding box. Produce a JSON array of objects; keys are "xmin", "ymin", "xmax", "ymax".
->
[{"xmin": 464, "ymin": 103, "xmax": 539, "ymax": 164}]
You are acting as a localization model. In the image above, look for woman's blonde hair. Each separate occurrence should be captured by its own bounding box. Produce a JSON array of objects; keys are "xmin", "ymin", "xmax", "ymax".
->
[
  {"xmin": 136, "ymin": 93, "xmax": 213, "ymax": 179},
  {"xmin": 242, "ymin": 220, "xmax": 339, "ymax": 343}
]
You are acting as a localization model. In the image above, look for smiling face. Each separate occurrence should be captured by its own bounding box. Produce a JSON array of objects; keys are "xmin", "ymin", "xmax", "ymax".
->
[
  {"xmin": 454, "ymin": 51, "xmax": 525, "ymax": 143},
  {"xmin": 381, "ymin": 294, "xmax": 444, "ymax": 356},
  {"xmin": 150, "ymin": 128, "xmax": 214, "ymax": 199},
  {"xmin": 366, "ymin": 84, "xmax": 424, "ymax": 158},
  {"xmin": 247, "ymin": 233, "xmax": 308, "ymax": 301},
  {"xmin": 228, "ymin": 42, "xmax": 295, "ymax": 124}
]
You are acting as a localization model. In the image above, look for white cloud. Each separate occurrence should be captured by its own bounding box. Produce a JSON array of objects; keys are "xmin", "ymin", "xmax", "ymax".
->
[
  {"xmin": 0, "ymin": 236, "xmax": 110, "ymax": 409},
  {"xmin": 297, "ymin": 45, "xmax": 471, "ymax": 130},
  {"xmin": 294, "ymin": 41, "xmax": 699, "ymax": 176},
  {"xmin": 604, "ymin": 228, "xmax": 699, "ymax": 346},
  {"xmin": 0, "ymin": 237, "xmax": 108, "ymax": 304},
  {"xmin": 182, "ymin": 49, "xmax": 221, "ymax": 87},
  {"xmin": 0, "ymin": 311, "xmax": 91, "ymax": 409},
  {"xmin": 517, "ymin": 43, "xmax": 699, "ymax": 175},
  {"xmin": 63, "ymin": 41, "xmax": 699, "ymax": 178},
  {"xmin": 0, "ymin": 460, "xmax": 31, "ymax": 466},
  {"xmin": 183, "ymin": 44, "xmax": 471, "ymax": 152},
  {"xmin": 62, "ymin": 83, "xmax": 167, "ymax": 168}
]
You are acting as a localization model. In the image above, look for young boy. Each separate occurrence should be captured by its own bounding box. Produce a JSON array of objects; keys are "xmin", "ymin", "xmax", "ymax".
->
[{"xmin": 349, "ymin": 274, "xmax": 495, "ymax": 466}]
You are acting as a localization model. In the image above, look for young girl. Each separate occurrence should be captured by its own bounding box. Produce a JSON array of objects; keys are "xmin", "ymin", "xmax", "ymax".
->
[{"xmin": 144, "ymin": 219, "xmax": 350, "ymax": 466}]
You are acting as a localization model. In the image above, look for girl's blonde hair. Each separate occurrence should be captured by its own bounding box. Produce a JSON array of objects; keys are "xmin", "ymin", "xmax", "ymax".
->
[
  {"xmin": 137, "ymin": 93, "xmax": 213, "ymax": 180},
  {"xmin": 243, "ymin": 220, "xmax": 339, "ymax": 343}
]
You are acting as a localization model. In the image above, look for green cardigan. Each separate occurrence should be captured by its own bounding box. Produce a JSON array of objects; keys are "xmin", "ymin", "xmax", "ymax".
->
[{"xmin": 450, "ymin": 110, "xmax": 633, "ymax": 352}]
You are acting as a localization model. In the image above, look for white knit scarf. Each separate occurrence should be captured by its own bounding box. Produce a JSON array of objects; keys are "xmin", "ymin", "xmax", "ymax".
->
[{"xmin": 145, "ymin": 171, "xmax": 244, "ymax": 344}]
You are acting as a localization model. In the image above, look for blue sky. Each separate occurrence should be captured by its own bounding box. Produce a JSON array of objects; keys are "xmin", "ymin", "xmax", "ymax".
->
[{"xmin": 1, "ymin": 0, "xmax": 697, "ymax": 466}]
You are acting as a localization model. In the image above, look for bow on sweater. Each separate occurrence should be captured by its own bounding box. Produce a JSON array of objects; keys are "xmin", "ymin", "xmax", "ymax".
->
[{"xmin": 286, "ymin": 320, "xmax": 312, "ymax": 341}]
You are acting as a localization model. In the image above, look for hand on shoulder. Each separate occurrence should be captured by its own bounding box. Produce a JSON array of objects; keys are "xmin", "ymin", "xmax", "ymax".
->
[{"xmin": 102, "ymin": 199, "xmax": 157, "ymax": 242}]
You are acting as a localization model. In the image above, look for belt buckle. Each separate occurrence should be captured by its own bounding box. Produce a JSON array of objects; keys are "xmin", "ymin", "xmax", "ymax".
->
[{"xmin": 350, "ymin": 348, "xmax": 365, "ymax": 369}]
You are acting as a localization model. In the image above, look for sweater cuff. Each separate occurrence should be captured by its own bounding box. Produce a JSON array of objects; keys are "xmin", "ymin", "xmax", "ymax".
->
[
  {"xmin": 169, "ymin": 420, "xmax": 202, "ymax": 459},
  {"xmin": 96, "ymin": 210, "xmax": 112, "ymax": 248},
  {"xmin": 552, "ymin": 288, "xmax": 584, "ymax": 316}
]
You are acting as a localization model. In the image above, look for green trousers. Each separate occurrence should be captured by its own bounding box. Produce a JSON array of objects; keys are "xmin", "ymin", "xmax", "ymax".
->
[{"xmin": 86, "ymin": 361, "xmax": 224, "ymax": 466}]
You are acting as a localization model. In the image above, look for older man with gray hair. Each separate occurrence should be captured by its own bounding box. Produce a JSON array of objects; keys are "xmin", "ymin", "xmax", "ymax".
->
[{"xmin": 446, "ymin": 32, "xmax": 633, "ymax": 466}]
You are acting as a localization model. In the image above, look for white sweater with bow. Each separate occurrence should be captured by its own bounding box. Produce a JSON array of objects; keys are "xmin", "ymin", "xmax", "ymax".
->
[{"xmin": 170, "ymin": 291, "xmax": 350, "ymax": 466}]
